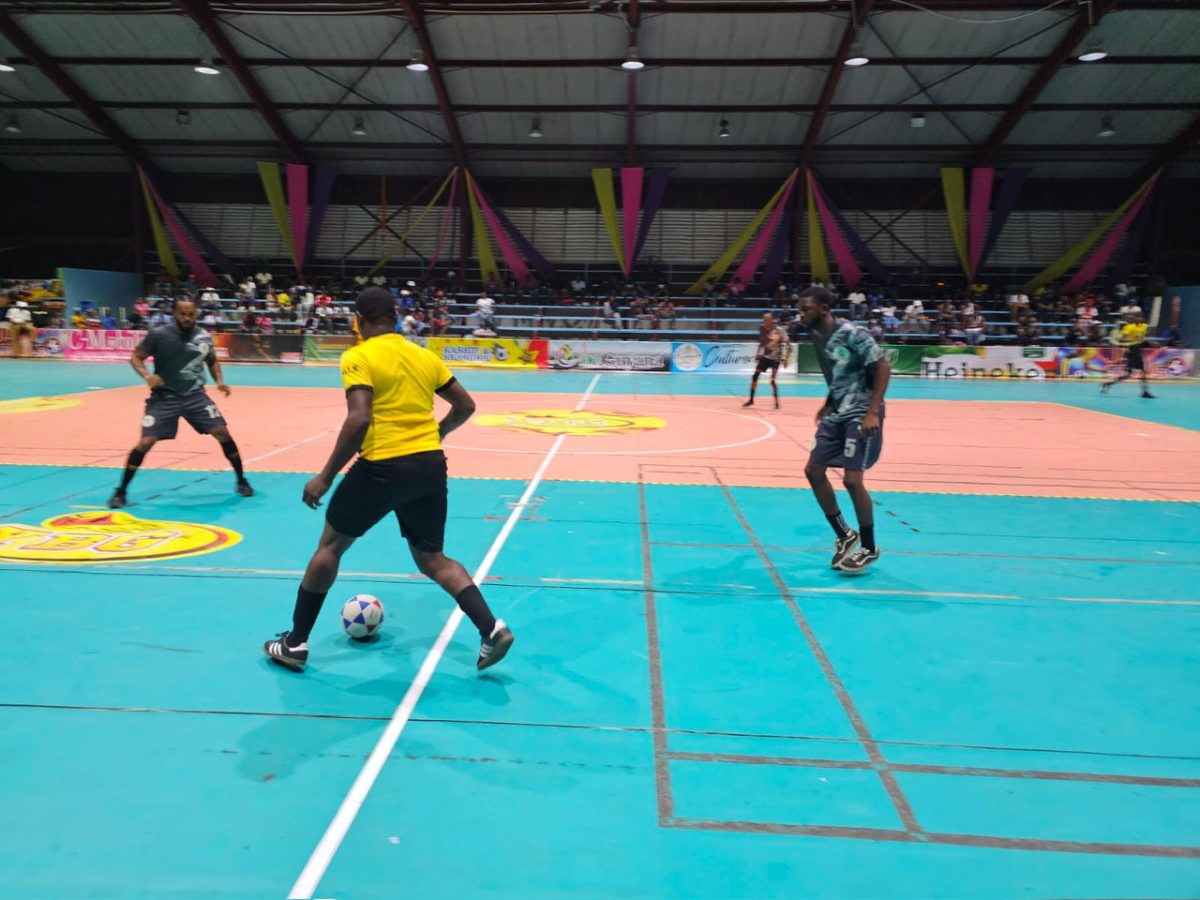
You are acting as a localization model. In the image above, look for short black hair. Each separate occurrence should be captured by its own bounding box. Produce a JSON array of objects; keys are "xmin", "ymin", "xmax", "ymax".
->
[
  {"xmin": 355, "ymin": 287, "xmax": 398, "ymax": 324},
  {"xmin": 798, "ymin": 286, "xmax": 834, "ymax": 308}
]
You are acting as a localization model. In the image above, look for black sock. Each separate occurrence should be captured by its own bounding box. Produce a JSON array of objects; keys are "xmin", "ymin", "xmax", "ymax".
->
[
  {"xmin": 289, "ymin": 586, "xmax": 328, "ymax": 645},
  {"xmin": 860, "ymin": 524, "xmax": 876, "ymax": 552},
  {"xmin": 748, "ymin": 379, "xmax": 757, "ymax": 400},
  {"xmin": 826, "ymin": 511, "xmax": 852, "ymax": 539},
  {"xmin": 771, "ymin": 381, "xmax": 779, "ymax": 401},
  {"xmin": 117, "ymin": 448, "xmax": 146, "ymax": 492},
  {"xmin": 219, "ymin": 438, "xmax": 246, "ymax": 481},
  {"xmin": 455, "ymin": 584, "xmax": 497, "ymax": 638}
]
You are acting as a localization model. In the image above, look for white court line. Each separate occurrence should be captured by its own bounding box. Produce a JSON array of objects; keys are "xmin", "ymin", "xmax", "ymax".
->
[
  {"xmin": 790, "ymin": 586, "xmax": 1200, "ymax": 607},
  {"xmin": 287, "ymin": 372, "xmax": 602, "ymax": 900},
  {"xmin": 246, "ymin": 430, "xmax": 337, "ymax": 465}
]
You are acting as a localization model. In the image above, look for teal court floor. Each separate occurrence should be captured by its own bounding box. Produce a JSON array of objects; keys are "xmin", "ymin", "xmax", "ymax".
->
[{"xmin": 0, "ymin": 361, "xmax": 1197, "ymax": 898}]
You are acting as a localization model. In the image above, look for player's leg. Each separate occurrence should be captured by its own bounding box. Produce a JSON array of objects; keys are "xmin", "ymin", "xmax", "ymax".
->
[
  {"xmin": 110, "ymin": 394, "xmax": 179, "ymax": 507},
  {"xmin": 109, "ymin": 434, "xmax": 160, "ymax": 507},
  {"xmin": 769, "ymin": 363, "xmax": 780, "ymax": 409},
  {"xmin": 805, "ymin": 418, "xmax": 858, "ymax": 568},
  {"xmin": 184, "ymin": 394, "xmax": 253, "ymax": 495},
  {"xmin": 743, "ymin": 367, "xmax": 762, "ymax": 406},
  {"xmin": 837, "ymin": 420, "xmax": 885, "ymax": 575},
  {"xmin": 397, "ymin": 451, "xmax": 513, "ymax": 670},
  {"xmin": 1136, "ymin": 357, "xmax": 1154, "ymax": 398}
]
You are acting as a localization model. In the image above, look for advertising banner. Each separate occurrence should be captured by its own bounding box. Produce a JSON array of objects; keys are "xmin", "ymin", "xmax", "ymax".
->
[
  {"xmin": 670, "ymin": 341, "xmax": 761, "ymax": 374},
  {"xmin": 0, "ymin": 327, "xmax": 67, "ymax": 359},
  {"xmin": 62, "ymin": 329, "xmax": 144, "ymax": 362},
  {"xmin": 427, "ymin": 337, "xmax": 548, "ymax": 369},
  {"xmin": 212, "ymin": 333, "xmax": 305, "ymax": 364},
  {"xmin": 547, "ymin": 340, "xmax": 671, "ymax": 372},
  {"xmin": 304, "ymin": 334, "xmax": 358, "ymax": 364}
]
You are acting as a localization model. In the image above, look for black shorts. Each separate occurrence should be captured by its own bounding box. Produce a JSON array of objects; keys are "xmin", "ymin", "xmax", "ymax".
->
[
  {"xmin": 755, "ymin": 357, "xmax": 781, "ymax": 375},
  {"xmin": 809, "ymin": 416, "xmax": 884, "ymax": 472},
  {"xmin": 326, "ymin": 450, "xmax": 448, "ymax": 551},
  {"xmin": 141, "ymin": 390, "xmax": 227, "ymax": 439},
  {"xmin": 1126, "ymin": 346, "xmax": 1145, "ymax": 371}
]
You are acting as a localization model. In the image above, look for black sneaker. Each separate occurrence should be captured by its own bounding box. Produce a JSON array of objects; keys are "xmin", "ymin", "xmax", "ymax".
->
[
  {"xmin": 236, "ymin": 480, "xmax": 254, "ymax": 497},
  {"xmin": 1100, "ymin": 382, "xmax": 1112, "ymax": 394},
  {"xmin": 477, "ymin": 620, "xmax": 514, "ymax": 671},
  {"xmin": 830, "ymin": 530, "xmax": 859, "ymax": 569},
  {"xmin": 264, "ymin": 631, "xmax": 308, "ymax": 671},
  {"xmin": 107, "ymin": 490, "xmax": 127, "ymax": 509},
  {"xmin": 838, "ymin": 546, "xmax": 880, "ymax": 576},
  {"xmin": 1141, "ymin": 391, "xmax": 1155, "ymax": 399},
  {"xmin": 741, "ymin": 399, "xmax": 754, "ymax": 407}
]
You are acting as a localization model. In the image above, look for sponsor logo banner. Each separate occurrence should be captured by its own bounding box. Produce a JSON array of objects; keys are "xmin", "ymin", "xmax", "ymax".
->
[
  {"xmin": 427, "ymin": 337, "xmax": 548, "ymax": 368},
  {"xmin": 0, "ymin": 510, "xmax": 241, "ymax": 564},
  {"xmin": 0, "ymin": 327, "xmax": 67, "ymax": 358},
  {"xmin": 475, "ymin": 409, "xmax": 666, "ymax": 436},
  {"xmin": 212, "ymin": 333, "xmax": 305, "ymax": 364},
  {"xmin": 670, "ymin": 342, "xmax": 761, "ymax": 374},
  {"xmin": 61, "ymin": 329, "xmax": 143, "ymax": 362},
  {"xmin": 548, "ymin": 340, "xmax": 671, "ymax": 372},
  {"xmin": 303, "ymin": 334, "xmax": 358, "ymax": 363}
]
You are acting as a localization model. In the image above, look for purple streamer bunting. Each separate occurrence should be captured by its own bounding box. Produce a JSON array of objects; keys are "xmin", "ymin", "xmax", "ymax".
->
[
  {"xmin": 1110, "ymin": 191, "xmax": 1153, "ymax": 286},
  {"xmin": 471, "ymin": 178, "xmax": 554, "ymax": 273},
  {"xmin": 168, "ymin": 202, "xmax": 234, "ymax": 278},
  {"xmin": 631, "ymin": 168, "xmax": 672, "ymax": 268},
  {"xmin": 304, "ymin": 168, "xmax": 337, "ymax": 267},
  {"xmin": 817, "ymin": 178, "xmax": 890, "ymax": 284},
  {"xmin": 757, "ymin": 196, "xmax": 795, "ymax": 293},
  {"xmin": 978, "ymin": 168, "xmax": 1026, "ymax": 274}
]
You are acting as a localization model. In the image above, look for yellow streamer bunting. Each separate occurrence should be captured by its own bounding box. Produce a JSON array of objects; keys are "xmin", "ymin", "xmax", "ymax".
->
[
  {"xmin": 940, "ymin": 168, "xmax": 970, "ymax": 277},
  {"xmin": 465, "ymin": 170, "xmax": 500, "ymax": 285},
  {"xmin": 367, "ymin": 168, "xmax": 458, "ymax": 276},
  {"xmin": 257, "ymin": 162, "xmax": 296, "ymax": 268},
  {"xmin": 138, "ymin": 169, "xmax": 178, "ymax": 279},
  {"xmin": 686, "ymin": 169, "xmax": 798, "ymax": 295},
  {"xmin": 1023, "ymin": 173, "xmax": 1157, "ymax": 293},
  {"xmin": 591, "ymin": 168, "xmax": 626, "ymax": 275},
  {"xmin": 806, "ymin": 171, "xmax": 831, "ymax": 285}
]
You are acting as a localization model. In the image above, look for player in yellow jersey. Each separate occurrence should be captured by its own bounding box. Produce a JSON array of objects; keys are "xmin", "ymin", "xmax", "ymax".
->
[
  {"xmin": 1101, "ymin": 309, "xmax": 1154, "ymax": 399},
  {"xmin": 264, "ymin": 287, "xmax": 514, "ymax": 672}
]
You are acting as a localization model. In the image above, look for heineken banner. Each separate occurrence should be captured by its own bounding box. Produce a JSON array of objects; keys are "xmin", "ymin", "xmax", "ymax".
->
[{"xmin": 797, "ymin": 344, "xmax": 1196, "ymax": 379}]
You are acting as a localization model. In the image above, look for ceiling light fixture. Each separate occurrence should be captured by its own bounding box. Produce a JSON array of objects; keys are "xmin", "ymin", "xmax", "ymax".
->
[
  {"xmin": 845, "ymin": 43, "xmax": 870, "ymax": 67},
  {"xmin": 528, "ymin": 117, "xmax": 544, "ymax": 139},
  {"xmin": 176, "ymin": 109, "xmax": 191, "ymax": 126},
  {"xmin": 910, "ymin": 112, "xmax": 925, "ymax": 128},
  {"xmin": 1078, "ymin": 45, "xmax": 1107, "ymax": 62},
  {"xmin": 351, "ymin": 115, "xmax": 367, "ymax": 136},
  {"xmin": 621, "ymin": 46, "xmax": 645, "ymax": 71},
  {"xmin": 406, "ymin": 50, "xmax": 429, "ymax": 72},
  {"xmin": 0, "ymin": 59, "xmax": 15, "ymax": 73},
  {"xmin": 717, "ymin": 117, "xmax": 730, "ymax": 139},
  {"xmin": 4, "ymin": 115, "xmax": 21, "ymax": 134},
  {"xmin": 1097, "ymin": 115, "xmax": 1116, "ymax": 138},
  {"xmin": 193, "ymin": 56, "xmax": 220, "ymax": 76}
]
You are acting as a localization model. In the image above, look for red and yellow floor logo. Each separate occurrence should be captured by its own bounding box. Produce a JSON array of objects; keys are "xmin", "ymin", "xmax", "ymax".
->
[
  {"xmin": 475, "ymin": 409, "xmax": 666, "ymax": 437},
  {"xmin": 0, "ymin": 396, "xmax": 81, "ymax": 415},
  {"xmin": 0, "ymin": 511, "xmax": 241, "ymax": 564}
]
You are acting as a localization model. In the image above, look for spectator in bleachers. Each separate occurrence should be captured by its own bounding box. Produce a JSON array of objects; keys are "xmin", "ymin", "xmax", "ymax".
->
[
  {"xmin": 429, "ymin": 302, "xmax": 450, "ymax": 336},
  {"xmin": 474, "ymin": 294, "xmax": 497, "ymax": 337},
  {"xmin": 239, "ymin": 277, "xmax": 256, "ymax": 301},
  {"xmin": 879, "ymin": 301, "xmax": 899, "ymax": 333},
  {"xmin": 1076, "ymin": 296, "xmax": 1099, "ymax": 324},
  {"xmin": 964, "ymin": 311, "xmax": 988, "ymax": 345},
  {"xmin": 658, "ymin": 298, "xmax": 677, "ymax": 331},
  {"xmin": 602, "ymin": 297, "xmax": 623, "ymax": 330},
  {"xmin": 848, "ymin": 289, "xmax": 868, "ymax": 320},
  {"xmin": 1118, "ymin": 296, "xmax": 1141, "ymax": 317},
  {"xmin": 902, "ymin": 302, "xmax": 929, "ymax": 335}
]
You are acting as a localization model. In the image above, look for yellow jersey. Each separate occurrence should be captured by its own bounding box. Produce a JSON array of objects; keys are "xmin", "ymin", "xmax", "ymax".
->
[
  {"xmin": 340, "ymin": 333, "xmax": 455, "ymax": 460},
  {"xmin": 1117, "ymin": 322, "xmax": 1148, "ymax": 347}
]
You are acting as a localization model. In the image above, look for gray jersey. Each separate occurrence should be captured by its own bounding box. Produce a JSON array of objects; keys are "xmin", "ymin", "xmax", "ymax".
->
[
  {"xmin": 138, "ymin": 323, "xmax": 216, "ymax": 395},
  {"xmin": 813, "ymin": 318, "xmax": 884, "ymax": 422}
]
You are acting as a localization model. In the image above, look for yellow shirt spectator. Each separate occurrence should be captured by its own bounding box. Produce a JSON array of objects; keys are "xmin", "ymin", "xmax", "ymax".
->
[{"xmin": 339, "ymin": 333, "xmax": 454, "ymax": 460}]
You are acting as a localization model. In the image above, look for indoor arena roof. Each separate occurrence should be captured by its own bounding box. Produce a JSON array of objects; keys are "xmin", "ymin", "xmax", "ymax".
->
[{"xmin": 0, "ymin": 0, "xmax": 1197, "ymax": 181}]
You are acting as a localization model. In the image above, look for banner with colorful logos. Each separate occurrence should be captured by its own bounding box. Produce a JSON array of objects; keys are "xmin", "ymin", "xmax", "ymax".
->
[
  {"xmin": 669, "ymin": 341, "xmax": 762, "ymax": 374},
  {"xmin": 547, "ymin": 340, "xmax": 671, "ymax": 372},
  {"xmin": 426, "ymin": 337, "xmax": 549, "ymax": 369},
  {"xmin": 303, "ymin": 334, "xmax": 359, "ymax": 364}
]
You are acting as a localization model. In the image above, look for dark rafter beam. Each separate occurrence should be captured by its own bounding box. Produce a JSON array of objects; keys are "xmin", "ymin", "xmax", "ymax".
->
[
  {"xmin": 1140, "ymin": 112, "xmax": 1200, "ymax": 180},
  {"xmin": 973, "ymin": 0, "xmax": 1118, "ymax": 166},
  {"xmin": 798, "ymin": 0, "xmax": 877, "ymax": 168},
  {"xmin": 11, "ymin": 54, "xmax": 1200, "ymax": 69},
  {"xmin": 0, "ymin": 11, "xmax": 160, "ymax": 177},
  {"xmin": 173, "ymin": 0, "xmax": 307, "ymax": 163},
  {"xmin": 6, "ymin": 101, "xmax": 1198, "ymax": 115},
  {"xmin": 397, "ymin": 0, "xmax": 468, "ymax": 168},
  {"xmin": 626, "ymin": 0, "xmax": 639, "ymax": 166}
]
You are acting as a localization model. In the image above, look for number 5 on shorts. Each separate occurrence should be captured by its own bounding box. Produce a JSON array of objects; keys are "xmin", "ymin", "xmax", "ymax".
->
[{"xmin": 844, "ymin": 436, "xmax": 857, "ymax": 458}]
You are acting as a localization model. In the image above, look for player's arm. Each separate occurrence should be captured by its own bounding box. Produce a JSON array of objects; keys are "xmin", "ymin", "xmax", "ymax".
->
[
  {"xmin": 303, "ymin": 388, "xmax": 373, "ymax": 509},
  {"xmin": 861, "ymin": 357, "xmax": 890, "ymax": 437},
  {"xmin": 436, "ymin": 379, "xmax": 476, "ymax": 440},
  {"xmin": 130, "ymin": 339, "xmax": 163, "ymax": 389},
  {"xmin": 206, "ymin": 356, "xmax": 231, "ymax": 396}
]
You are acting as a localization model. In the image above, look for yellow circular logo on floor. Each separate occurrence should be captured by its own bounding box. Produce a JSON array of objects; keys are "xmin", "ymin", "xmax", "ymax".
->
[
  {"xmin": 0, "ymin": 511, "xmax": 241, "ymax": 563},
  {"xmin": 475, "ymin": 409, "xmax": 666, "ymax": 436},
  {"xmin": 0, "ymin": 396, "xmax": 82, "ymax": 415}
]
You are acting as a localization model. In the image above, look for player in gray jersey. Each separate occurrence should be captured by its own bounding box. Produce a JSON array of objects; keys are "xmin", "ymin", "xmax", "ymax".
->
[
  {"xmin": 108, "ymin": 297, "xmax": 253, "ymax": 508},
  {"xmin": 799, "ymin": 286, "xmax": 891, "ymax": 574}
]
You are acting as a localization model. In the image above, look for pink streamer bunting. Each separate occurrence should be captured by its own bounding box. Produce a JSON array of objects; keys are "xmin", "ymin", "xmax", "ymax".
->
[
  {"xmin": 811, "ymin": 176, "xmax": 862, "ymax": 289},
  {"xmin": 426, "ymin": 171, "xmax": 459, "ymax": 276},
  {"xmin": 142, "ymin": 172, "xmax": 216, "ymax": 287},
  {"xmin": 287, "ymin": 164, "xmax": 309, "ymax": 270},
  {"xmin": 732, "ymin": 175, "xmax": 797, "ymax": 286},
  {"xmin": 620, "ymin": 167, "xmax": 644, "ymax": 274},
  {"xmin": 468, "ymin": 173, "xmax": 530, "ymax": 284},
  {"xmin": 1062, "ymin": 175, "xmax": 1158, "ymax": 293},
  {"xmin": 967, "ymin": 167, "xmax": 994, "ymax": 280}
]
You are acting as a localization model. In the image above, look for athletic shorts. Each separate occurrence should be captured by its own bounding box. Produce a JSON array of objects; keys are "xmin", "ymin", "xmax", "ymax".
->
[
  {"xmin": 755, "ymin": 357, "xmax": 781, "ymax": 374},
  {"xmin": 141, "ymin": 390, "xmax": 227, "ymax": 439},
  {"xmin": 808, "ymin": 416, "xmax": 884, "ymax": 472},
  {"xmin": 1126, "ymin": 346, "xmax": 1145, "ymax": 371},
  {"xmin": 326, "ymin": 450, "xmax": 448, "ymax": 551}
]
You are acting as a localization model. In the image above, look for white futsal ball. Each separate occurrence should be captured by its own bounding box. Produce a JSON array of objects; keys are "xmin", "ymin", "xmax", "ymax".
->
[{"xmin": 341, "ymin": 594, "xmax": 385, "ymax": 641}]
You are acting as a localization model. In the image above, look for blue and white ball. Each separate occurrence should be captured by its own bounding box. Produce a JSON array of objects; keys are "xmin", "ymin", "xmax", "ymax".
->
[{"xmin": 341, "ymin": 594, "xmax": 385, "ymax": 641}]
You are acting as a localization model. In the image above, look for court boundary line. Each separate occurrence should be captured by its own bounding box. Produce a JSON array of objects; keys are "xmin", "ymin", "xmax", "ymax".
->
[{"xmin": 287, "ymin": 372, "xmax": 602, "ymax": 900}]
